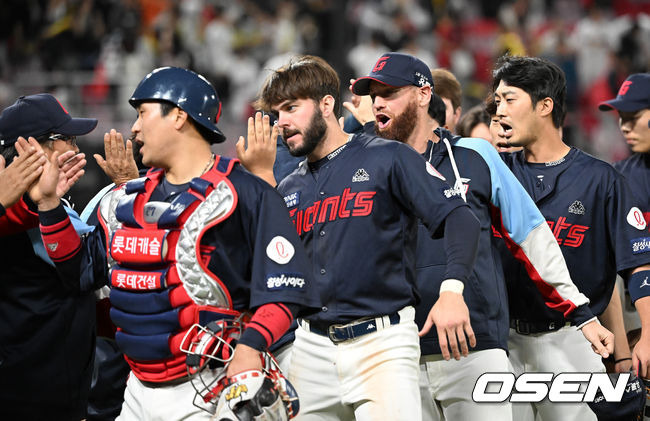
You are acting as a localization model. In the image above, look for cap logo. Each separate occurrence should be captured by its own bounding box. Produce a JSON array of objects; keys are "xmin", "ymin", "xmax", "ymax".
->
[
  {"xmin": 54, "ymin": 98, "xmax": 69, "ymax": 115},
  {"xmin": 373, "ymin": 56, "xmax": 389, "ymax": 73},
  {"xmin": 618, "ymin": 80, "xmax": 632, "ymax": 96}
]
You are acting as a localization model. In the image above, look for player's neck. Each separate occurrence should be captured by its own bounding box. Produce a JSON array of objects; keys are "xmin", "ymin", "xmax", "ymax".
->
[
  {"xmin": 524, "ymin": 125, "xmax": 570, "ymax": 163},
  {"xmin": 164, "ymin": 140, "xmax": 214, "ymax": 184},
  {"xmin": 405, "ymin": 114, "xmax": 435, "ymax": 154},
  {"xmin": 307, "ymin": 123, "xmax": 350, "ymax": 162}
]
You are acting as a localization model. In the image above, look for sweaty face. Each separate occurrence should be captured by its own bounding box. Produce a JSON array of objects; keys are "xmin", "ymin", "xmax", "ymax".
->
[
  {"xmin": 619, "ymin": 109, "xmax": 650, "ymax": 154},
  {"xmin": 493, "ymin": 81, "xmax": 540, "ymax": 148},
  {"xmin": 369, "ymin": 83, "xmax": 418, "ymax": 143},
  {"xmin": 276, "ymin": 98, "xmax": 327, "ymax": 157}
]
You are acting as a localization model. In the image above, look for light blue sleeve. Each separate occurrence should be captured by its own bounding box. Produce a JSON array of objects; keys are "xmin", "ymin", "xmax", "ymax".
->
[
  {"xmin": 455, "ymin": 137, "xmax": 545, "ymax": 244},
  {"xmin": 455, "ymin": 137, "xmax": 591, "ymax": 313}
]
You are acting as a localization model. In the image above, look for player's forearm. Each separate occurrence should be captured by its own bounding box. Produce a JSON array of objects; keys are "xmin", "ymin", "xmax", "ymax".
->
[
  {"xmin": 238, "ymin": 303, "xmax": 296, "ymax": 351},
  {"xmin": 442, "ymin": 206, "xmax": 479, "ymax": 282},
  {"xmin": 38, "ymin": 204, "xmax": 85, "ymax": 291},
  {"xmin": 599, "ymin": 284, "xmax": 631, "ymax": 359}
]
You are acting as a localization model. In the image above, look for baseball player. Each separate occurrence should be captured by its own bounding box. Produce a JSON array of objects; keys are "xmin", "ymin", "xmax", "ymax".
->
[
  {"xmin": 347, "ymin": 52, "xmax": 613, "ymax": 421},
  {"xmin": 599, "ymin": 73, "xmax": 650, "ymax": 372},
  {"xmin": 239, "ymin": 54, "xmax": 481, "ymax": 420},
  {"xmin": 29, "ymin": 67, "xmax": 321, "ymax": 420},
  {"xmin": 491, "ymin": 56, "xmax": 650, "ymax": 421},
  {"xmin": 0, "ymin": 94, "xmax": 95, "ymax": 419}
]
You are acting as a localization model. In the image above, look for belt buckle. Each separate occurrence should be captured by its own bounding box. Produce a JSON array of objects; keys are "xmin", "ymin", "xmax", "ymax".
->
[{"xmin": 328, "ymin": 324, "xmax": 346, "ymax": 344}]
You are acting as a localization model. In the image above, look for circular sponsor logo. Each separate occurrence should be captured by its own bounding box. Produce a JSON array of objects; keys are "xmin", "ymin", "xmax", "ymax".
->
[
  {"xmin": 266, "ymin": 236, "xmax": 295, "ymax": 264},
  {"xmin": 627, "ymin": 207, "xmax": 647, "ymax": 231},
  {"xmin": 425, "ymin": 161, "xmax": 445, "ymax": 181}
]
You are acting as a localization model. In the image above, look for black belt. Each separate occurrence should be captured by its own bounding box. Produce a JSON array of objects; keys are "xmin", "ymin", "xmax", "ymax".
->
[
  {"xmin": 510, "ymin": 319, "xmax": 572, "ymax": 335},
  {"xmin": 301, "ymin": 312, "xmax": 401, "ymax": 344}
]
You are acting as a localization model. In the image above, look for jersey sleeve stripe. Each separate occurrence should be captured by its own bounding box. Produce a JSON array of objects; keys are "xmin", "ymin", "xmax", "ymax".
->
[{"xmin": 491, "ymin": 204, "xmax": 588, "ymax": 316}]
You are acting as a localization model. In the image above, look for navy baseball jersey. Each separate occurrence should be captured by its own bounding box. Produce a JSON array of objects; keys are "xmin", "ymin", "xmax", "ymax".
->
[
  {"xmin": 417, "ymin": 130, "xmax": 592, "ymax": 355},
  {"xmin": 614, "ymin": 153, "xmax": 650, "ymax": 229},
  {"xmin": 499, "ymin": 148, "xmax": 650, "ymax": 322},
  {"xmin": 277, "ymin": 131, "xmax": 471, "ymax": 325}
]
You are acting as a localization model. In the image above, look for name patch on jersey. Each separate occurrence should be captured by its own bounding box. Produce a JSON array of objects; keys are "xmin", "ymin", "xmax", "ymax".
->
[
  {"xmin": 283, "ymin": 192, "xmax": 300, "ymax": 208},
  {"xmin": 266, "ymin": 273, "xmax": 305, "ymax": 290},
  {"xmin": 627, "ymin": 207, "xmax": 647, "ymax": 231},
  {"xmin": 426, "ymin": 161, "xmax": 446, "ymax": 181},
  {"xmin": 631, "ymin": 237, "xmax": 650, "ymax": 254},
  {"xmin": 266, "ymin": 236, "xmax": 295, "ymax": 264}
]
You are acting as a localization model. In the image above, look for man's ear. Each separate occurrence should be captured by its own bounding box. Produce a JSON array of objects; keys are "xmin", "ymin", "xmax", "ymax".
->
[
  {"xmin": 172, "ymin": 107, "xmax": 190, "ymax": 130},
  {"xmin": 419, "ymin": 85, "xmax": 432, "ymax": 108},
  {"xmin": 537, "ymin": 97, "xmax": 554, "ymax": 119},
  {"xmin": 320, "ymin": 95, "xmax": 336, "ymax": 118}
]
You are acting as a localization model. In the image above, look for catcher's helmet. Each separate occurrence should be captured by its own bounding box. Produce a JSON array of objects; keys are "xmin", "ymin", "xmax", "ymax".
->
[{"xmin": 129, "ymin": 67, "xmax": 226, "ymax": 143}]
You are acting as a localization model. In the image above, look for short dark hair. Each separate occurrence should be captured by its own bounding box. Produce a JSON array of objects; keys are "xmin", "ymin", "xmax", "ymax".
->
[
  {"xmin": 492, "ymin": 55, "xmax": 567, "ymax": 128},
  {"xmin": 428, "ymin": 93, "xmax": 447, "ymax": 127},
  {"xmin": 457, "ymin": 104, "xmax": 491, "ymax": 137},
  {"xmin": 256, "ymin": 55, "xmax": 341, "ymax": 117}
]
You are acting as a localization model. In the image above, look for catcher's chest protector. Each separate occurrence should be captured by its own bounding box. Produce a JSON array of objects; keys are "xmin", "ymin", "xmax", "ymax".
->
[{"xmin": 98, "ymin": 157, "xmax": 242, "ymax": 382}]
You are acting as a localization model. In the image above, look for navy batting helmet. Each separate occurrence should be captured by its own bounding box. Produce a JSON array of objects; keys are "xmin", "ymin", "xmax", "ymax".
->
[{"xmin": 129, "ymin": 67, "xmax": 226, "ymax": 144}]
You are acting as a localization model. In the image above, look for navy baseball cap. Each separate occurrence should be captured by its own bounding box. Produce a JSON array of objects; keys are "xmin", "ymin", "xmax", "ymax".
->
[
  {"xmin": 0, "ymin": 93, "xmax": 98, "ymax": 146},
  {"xmin": 598, "ymin": 73, "xmax": 650, "ymax": 112},
  {"xmin": 352, "ymin": 52, "xmax": 433, "ymax": 96}
]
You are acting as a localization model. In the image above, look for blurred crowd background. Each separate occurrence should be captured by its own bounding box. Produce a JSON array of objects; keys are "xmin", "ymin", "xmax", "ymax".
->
[{"xmin": 1, "ymin": 0, "xmax": 649, "ymax": 208}]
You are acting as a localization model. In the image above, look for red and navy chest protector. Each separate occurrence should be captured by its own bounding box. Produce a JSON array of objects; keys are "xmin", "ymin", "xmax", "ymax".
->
[{"xmin": 97, "ymin": 158, "xmax": 241, "ymax": 381}]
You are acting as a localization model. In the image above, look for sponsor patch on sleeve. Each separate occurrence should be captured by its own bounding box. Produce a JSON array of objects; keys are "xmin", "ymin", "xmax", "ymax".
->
[
  {"xmin": 440, "ymin": 186, "xmax": 463, "ymax": 200},
  {"xmin": 266, "ymin": 273, "xmax": 306, "ymax": 290},
  {"xmin": 283, "ymin": 192, "xmax": 300, "ymax": 208},
  {"xmin": 266, "ymin": 235, "xmax": 295, "ymax": 264},
  {"xmin": 631, "ymin": 237, "xmax": 650, "ymax": 254},
  {"xmin": 627, "ymin": 207, "xmax": 647, "ymax": 230},
  {"xmin": 426, "ymin": 161, "xmax": 446, "ymax": 181}
]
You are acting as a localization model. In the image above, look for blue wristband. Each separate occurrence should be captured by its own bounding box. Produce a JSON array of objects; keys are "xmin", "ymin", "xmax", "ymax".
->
[{"xmin": 628, "ymin": 270, "xmax": 650, "ymax": 304}]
